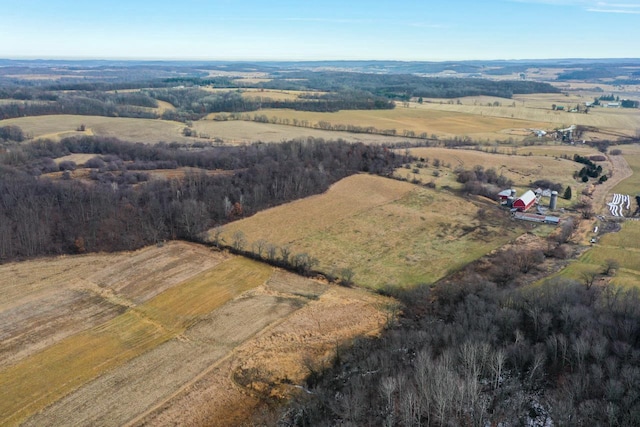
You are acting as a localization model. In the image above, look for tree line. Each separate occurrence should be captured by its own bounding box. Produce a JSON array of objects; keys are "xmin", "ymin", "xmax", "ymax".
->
[
  {"xmin": 257, "ymin": 71, "xmax": 561, "ymax": 100},
  {"xmin": 276, "ymin": 263, "xmax": 640, "ymax": 426},
  {"xmin": 0, "ymin": 136, "xmax": 407, "ymax": 260}
]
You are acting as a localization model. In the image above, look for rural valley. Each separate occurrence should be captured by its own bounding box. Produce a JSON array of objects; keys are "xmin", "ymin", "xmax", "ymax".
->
[{"xmin": 2, "ymin": 55, "xmax": 640, "ymax": 426}]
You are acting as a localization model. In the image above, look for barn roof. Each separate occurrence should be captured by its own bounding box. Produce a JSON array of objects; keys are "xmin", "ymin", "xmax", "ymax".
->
[
  {"xmin": 498, "ymin": 189, "xmax": 513, "ymax": 197},
  {"xmin": 514, "ymin": 190, "xmax": 537, "ymax": 207}
]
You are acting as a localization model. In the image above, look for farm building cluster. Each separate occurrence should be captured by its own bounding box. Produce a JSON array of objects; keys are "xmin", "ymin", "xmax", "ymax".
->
[{"xmin": 498, "ymin": 188, "xmax": 561, "ymax": 225}]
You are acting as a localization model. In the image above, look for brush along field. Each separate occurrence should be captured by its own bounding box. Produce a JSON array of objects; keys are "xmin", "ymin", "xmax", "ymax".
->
[
  {"xmin": 212, "ymin": 174, "xmax": 525, "ymax": 289},
  {"xmin": 0, "ymin": 241, "xmax": 391, "ymax": 426},
  {"xmin": 554, "ymin": 221, "xmax": 640, "ymax": 289},
  {"xmin": 202, "ymin": 87, "xmax": 317, "ymax": 101},
  {"xmin": 191, "ymin": 119, "xmax": 404, "ymax": 144},
  {"xmin": 0, "ymin": 114, "xmax": 405, "ymax": 145}
]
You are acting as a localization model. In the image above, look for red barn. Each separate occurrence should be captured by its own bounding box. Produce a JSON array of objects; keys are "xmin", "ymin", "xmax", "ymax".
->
[
  {"xmin": 498, "ymin": 189, "xmax": 513, "ymax": 200},
  {"xmin": 513, "ymin": 190, "xmax": 537, "ymax": 211}
]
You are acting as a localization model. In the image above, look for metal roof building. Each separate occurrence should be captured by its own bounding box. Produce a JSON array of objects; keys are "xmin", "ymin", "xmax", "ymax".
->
[{"xmin": 513, "ymin": 190, "xmax": 537, "ymax": 212}]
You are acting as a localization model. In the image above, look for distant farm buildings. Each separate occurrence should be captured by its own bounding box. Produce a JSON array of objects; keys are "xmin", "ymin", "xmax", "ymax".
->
[
  {"xmin": 498, "ymin": 188, "xmax": 561, "ymax": 225},
  {"xmin": 513, "ymin": 212, "xmax": 561, "ymax": 225}
]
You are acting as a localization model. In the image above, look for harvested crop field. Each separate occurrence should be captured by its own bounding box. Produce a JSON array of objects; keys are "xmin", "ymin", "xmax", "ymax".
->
[
  {"xmin": 212, "ymin": 174, "xmax": 524, "ymax": 288},
  {"xmin": 0, "ymin": 242, "xmax": 390, "ymax": 426}
]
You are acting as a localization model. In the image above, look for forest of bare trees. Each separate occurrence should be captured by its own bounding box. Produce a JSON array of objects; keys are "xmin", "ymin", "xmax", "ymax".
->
[
  {"xmin": 0, "ymin": 136, "xmax": 406, "ymax": 260},
  {"xmin": 278, "ymin": 277, "xmax": 640, "ymax": 426}
]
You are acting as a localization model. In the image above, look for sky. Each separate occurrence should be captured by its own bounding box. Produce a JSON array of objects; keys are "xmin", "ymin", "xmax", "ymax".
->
[{"xmin": 1, "ymin": 0, "xmax": 639, "ymax": 61}]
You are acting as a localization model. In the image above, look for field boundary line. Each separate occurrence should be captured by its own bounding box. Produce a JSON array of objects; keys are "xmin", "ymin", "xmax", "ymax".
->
[{"xmin": 122, "ymin": 275, "xmax": 317, "ymax": 427}]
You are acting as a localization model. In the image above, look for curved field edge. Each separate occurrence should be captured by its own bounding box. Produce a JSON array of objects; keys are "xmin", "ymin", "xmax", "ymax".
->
[
  {"xmin": 0, "ymin": 243, "xmax": 392, "ymax": 426},
  {"xmin": 212, "ymin": 174, "xmax": 526, "ymax": 289},
  {"xmin": 131, "ymin": 284, "xmax": 391, "ymax": 427}
]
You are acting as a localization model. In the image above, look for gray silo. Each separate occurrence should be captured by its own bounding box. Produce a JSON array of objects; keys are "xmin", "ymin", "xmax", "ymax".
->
[{"xmin": 550, "ymin": 191, "xmax": 558, "ymax": 210}]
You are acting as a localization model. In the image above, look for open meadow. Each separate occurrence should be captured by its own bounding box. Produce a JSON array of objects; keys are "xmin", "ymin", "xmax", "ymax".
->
[
  {"xmin": 553, "ymin": 221, "xmax": 640, "ymax": 289},
  {"xmin": 212, "ymin": 174, "xmax": 526, "ymax": 289},
  {"xmin": 611, "ymin": 144, "xmax": 640, "ymax": 196},
  {"xmin": 214, "ymin": 93, "xmax": 640, "ymax": 143},
  {"xmin": 243, "ymin": 105, "xmax": 552, "ymax": 142},
  {"xmin": 395, "ymin": 146, "xmax": 589, "ymax": 209},
  {"xmin": 0, "ymin": 115, "xmax": 194, "ymax": 144},
  {"xmin": 191, "ymin": 119, "xmax": 404, "ymax": 144},
  {"xmin": 412, "ymin": 96, "xmax": 640, "ymax": 140},
  {"xmin": 0, "ymin": 241, "xmax": 391, "ymax": 426}
]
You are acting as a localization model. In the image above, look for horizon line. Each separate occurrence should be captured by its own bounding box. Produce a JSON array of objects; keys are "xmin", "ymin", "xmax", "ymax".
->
[{"xmin": 2, "ymin": 56, "xmax": 640, "ymax": 63}]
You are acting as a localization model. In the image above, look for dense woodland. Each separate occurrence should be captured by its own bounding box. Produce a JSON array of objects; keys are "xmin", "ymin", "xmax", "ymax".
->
[
  {"xmin": 0, "ymin": 136, "xmax": 406, "ymax": 259},
  {"xmin": 0, "ymin": 68, "xmax": 561, "ymax": 121},
  {"xmin": 257, "ymin": 71, "xmax": 560, "ymax": 100},
  {"xmin": 279, "ymin": 277, "xmax": 640, "ymax": 426}
]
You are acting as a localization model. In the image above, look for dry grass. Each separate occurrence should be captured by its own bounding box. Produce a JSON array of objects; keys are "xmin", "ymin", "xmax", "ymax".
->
[
  {"xmin": 191, "ymin": 119, "xmax": 402, "ymax": 144},
  {"xmin": 201, "ymin": 88, "xmax": 316, "ymax": 101},
  {"xmin": 1, "ymin": 242, "xmax": 392, "ymax": 426},
  {"xmin": 407, "ymin": 146, "xmax": 582, "ymax": 184},
  {"xmin": 412, "ymin": 98, "xmax": 640, "ymax": 137},
  {"xmin": 250, "ymin": 106, "xmax": 552, "ymax": 141},
  {"xmin": 133, "ymin": 282, "xmax": 390, "ymax": 427},
  {"xmin": 214, "ymin": 174, "xmax": 524, "ymax": 288},
  {"xmin": 1, "ymin": 115, "xmax": 193, "ymax": 144},
  {"xmin": 52, "ymin": 153, "xmax": 96, "ymax": 165},
  {"xmin": 611, "ymin": 144, "xmax": 640, "ymax": 196},
  {"xmin": 555, "ymin": 222, "xmax": 640, "ymax": 289},
  {"xmin": 396, "ymin": 147, "xmax": 588, "ymax": 211}
]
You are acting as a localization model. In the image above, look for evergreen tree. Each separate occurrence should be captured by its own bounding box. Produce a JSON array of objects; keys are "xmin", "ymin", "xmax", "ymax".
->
[{"xmin": 563, "ymin": 186, "xmax": 572, "ymax": 200}]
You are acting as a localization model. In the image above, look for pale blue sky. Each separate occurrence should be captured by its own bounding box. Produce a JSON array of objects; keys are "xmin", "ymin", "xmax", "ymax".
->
[{"xmin": 1, "ymin": 0, "xmax": 638, "ymax": 60}]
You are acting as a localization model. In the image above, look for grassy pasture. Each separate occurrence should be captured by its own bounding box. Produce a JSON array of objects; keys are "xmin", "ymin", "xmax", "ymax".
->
[
  {"xmin": 214, "ymin": 174, "xmax": 524, "ymax": 288},
  {"xmin": 52, "ymin": 153, "xmax": 96, "ymax": 165},
  {"xmin": 397, "ymin": 147, "xmax": 586, "ymax": 210},
  {"xmin": 554, "ymin": 221, "xmax": 640, "ymax": 289},
  {"xmin": 202, "ymin": 87, "xmax": 315, "ymax": 101},
  {"xmin": 191, "ymin": 119, "xmax": 403, "ymax": 144},
  {"xmin": 249, "ymin": 106, "xmax": 551, "ymax": 141},
  {"xmin": 611, "ymin": 144, "xmax": 640, "ymax": 196},
  {"xmin": 0, "ymin": 115, "xmax": 192, "ymax": 144},
  {"xmin": 412, "ymin": 97, "xmax": 640, "ymax": 138}
]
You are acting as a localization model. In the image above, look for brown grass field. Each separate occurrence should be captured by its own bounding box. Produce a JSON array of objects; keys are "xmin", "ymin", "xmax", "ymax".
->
[
  {"xmin": 0, "ymin": 115, "xmax": 194, "ymax": 144},
  {"xmin": 191, "ymin": 119, "xmax": 404, "ymax": 144},
  {"xmin": 4, "ymin": 89, "xmax": 636, "ymax": 146},
  {"xmin": 553, "ymin": 221, "xmax": 640, "ymax": 289},
  {"xmin": 0, "ymin": 242, "xmax": 391, "ymax": 426},
  {"xmin": 611, "ymin": 144, "xmax": 640, "ymax": 196},
  {"xmin": 212, "ymin": 174, "xmax": 526, "ymax": 289},
  {"xmin": 413, "ymin": 95, "xmax": 640, "ymax": 139},
  {"xmin": 246, "ymin": 106, "xmax": 553, "ymax": 142},
  {"xmin": 397, "ymin": 146, "xmax": 591, "ymax": 210},
  {"xmin": 202, "ymin": 87, "xmax": 315, "ymax": 101}
]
